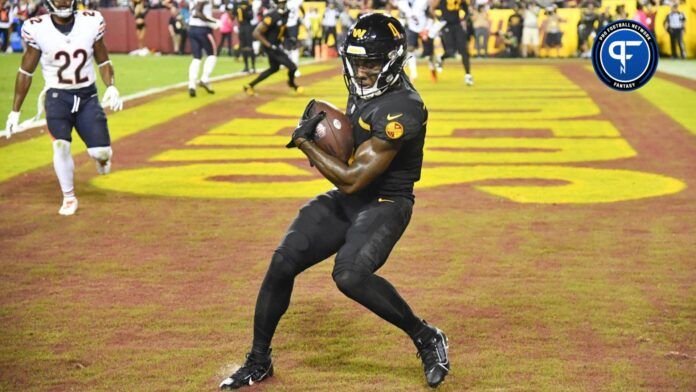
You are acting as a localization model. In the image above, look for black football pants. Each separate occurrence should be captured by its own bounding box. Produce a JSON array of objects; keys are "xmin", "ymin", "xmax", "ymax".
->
[
  {"xmin": 440, "ymin": 23, "xmax": 471, "ymax": 74},
  {"xmin": 248, "ymin": 46, "xmax": 298, "ymax": 89},
  {"xmin": 251, "ymin": 190, "xmax": 426, "ymax": 356}
]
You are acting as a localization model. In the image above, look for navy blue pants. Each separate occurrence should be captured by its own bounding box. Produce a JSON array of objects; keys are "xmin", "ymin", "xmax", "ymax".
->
[
  {"xmin": 189, "ymin": 25, "xmax": 215, "ymax": 59},
  {"xmin": 45, "ymin": 84, "xmax": 110, "ymax": 147}
]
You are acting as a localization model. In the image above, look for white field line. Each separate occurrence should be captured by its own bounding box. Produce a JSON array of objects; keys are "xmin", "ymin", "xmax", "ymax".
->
[{"xmin": 1, "ymin": 59, "xmax": 323, "ymax": 139}]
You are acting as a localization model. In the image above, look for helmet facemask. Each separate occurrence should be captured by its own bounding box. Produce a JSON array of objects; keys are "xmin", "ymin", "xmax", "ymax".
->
[
  {"xmin": 46, "ymin": 0, "xmax": 76, "ymax": 18},
  {"xmin": 341, "ymin": 44, "xmax": 406, "ymax": 100},
  {"xmin": 273, "ymin": 0, "xmax": 288, "ymax": 14}
]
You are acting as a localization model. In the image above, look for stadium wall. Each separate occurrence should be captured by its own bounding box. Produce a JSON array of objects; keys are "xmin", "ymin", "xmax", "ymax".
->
[
  {"xmin": 101, "ymin": 8, "xmax": 224, "ymax": 54},
  {"xmin": 101, "ymin": 1, "xmax": 694, "ymax": 58}
]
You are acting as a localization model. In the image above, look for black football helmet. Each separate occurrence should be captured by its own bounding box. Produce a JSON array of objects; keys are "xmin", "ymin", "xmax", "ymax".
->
[
  {"xmin": 341, "ymin": 13, "xmax": 407, "ymax": 99},
  {"xmin": 272, "ymin": 0, "xmax": 288, "ymax": 14}
]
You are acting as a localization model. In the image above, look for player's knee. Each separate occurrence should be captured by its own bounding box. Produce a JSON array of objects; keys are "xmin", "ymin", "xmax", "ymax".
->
[
  {"xmin": 264, "ymin": 251, "xmax": 300, "ymax": 286},
  {"xmin": 332, "ymin": 269, "xmax": 367, "ymax": 295},
  {"xmin": 52, "ymin": 139, "xmax": 71, "ymax": 157},
  {"xmin": 87, "ymin": 146, "xmax": 112, "ymax": 162}
]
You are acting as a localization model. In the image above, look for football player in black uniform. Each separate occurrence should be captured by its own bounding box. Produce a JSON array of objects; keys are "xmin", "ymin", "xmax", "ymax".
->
[
  {"xmin": 433, "ymin": 0, "xmax": 473, "ymax": 85},
  {"xmin": 219, "ymin": 13, "xmax": 450, "ymax": 390},
  {"xmin": 233, "ymin": 0, "xmax": 256, "ymax": 73},
  {"xmin": 243, "ymin": 0, "xmax": 301, "ymax": 95}
]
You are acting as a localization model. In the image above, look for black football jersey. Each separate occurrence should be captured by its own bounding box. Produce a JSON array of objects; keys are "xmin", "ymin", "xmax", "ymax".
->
[
  {"xmin": 233, "ymin": 0, "xmax": 253, "ymax": 25},
  {"xmin": 261, "ymin": 10, "xmax": 288, "ymax": 45},
  {"xmin": 439, "ymin": 0, "xmax": 465, "ymax": 24},
  {"xmin": 346, "ymin": 76, "xmax": 427, "ymax": 201}
]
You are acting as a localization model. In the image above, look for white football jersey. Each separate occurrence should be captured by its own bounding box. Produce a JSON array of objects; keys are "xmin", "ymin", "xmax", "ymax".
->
[
  {"xmin": 189, "ymin": 0, "xmax": 215, "ymax": 28},
  {"xmin": 398, "ymin": 0, "xmax": 429, "ymax": 33},
  {"xmin": 286, "ymin": 0, "xmax": 303, "ymax": 27},
  {"xmin": 21, "ymin": 11, "xmax": 105, "ymax": 90}
]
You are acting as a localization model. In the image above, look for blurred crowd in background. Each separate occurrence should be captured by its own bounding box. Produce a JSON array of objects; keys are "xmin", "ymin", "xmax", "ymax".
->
[{"xmin": 0, "ymin": 0, "xmax": 689, "ymax": 59}]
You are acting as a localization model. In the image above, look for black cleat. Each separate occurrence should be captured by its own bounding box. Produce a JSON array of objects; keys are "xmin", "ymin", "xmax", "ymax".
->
[
  {"xmin": 416, "ymin": 323, "xmax": 450, "ymax": 388},
  {"xmin": 189, "ymin": 88, "xmax": 196, "ymax": 97},
  {"xmin": 219, "ymin": 351, "xmax": 273, "ymax": 389},
  {"xmin": 199, "ymin": 80, "xmax": 215, "ymax": 94}
]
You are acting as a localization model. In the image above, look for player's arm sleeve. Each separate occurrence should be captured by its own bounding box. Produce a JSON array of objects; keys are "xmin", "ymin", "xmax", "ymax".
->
[
  {"xmin": 95, "ymin": 12, "xmax": 106, "ymax": 42},
  {"xmin": 20, "ymin": 23, "xmax": 39, "ymax": 50},
  {"xmin": 371, "ymin": 101, "xmax": 426, "ymax": 143}
]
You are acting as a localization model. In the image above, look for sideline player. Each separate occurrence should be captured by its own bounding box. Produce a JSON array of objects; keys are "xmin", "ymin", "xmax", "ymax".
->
[
  {"xmin": 243, "ymin": 0, "xmax": 302, "ymax": 96},
  {"xmin": 284, "ymin": 0, "xmax": 304, "ymax": 76},
  {"xmin": 5, "ymin": 0, "xmax": 123, "ymax": 216},
  {"xmin": 220, "ymin": 13, "xmax": 449, "ymax": 390},
  {"xmin": 188, "ymin": 0, "xmax": 220, "ymax": 97},
  {"xmin": 398, "ymin": 0, "xmax": 429, "ymax": 80},
  {"xmin": 233, "ymin": 0, "xmax": 256, "ymax": 73},
  {"xmin": 433, "ymin": 0, "xmax": 473, "ymax": 85}
]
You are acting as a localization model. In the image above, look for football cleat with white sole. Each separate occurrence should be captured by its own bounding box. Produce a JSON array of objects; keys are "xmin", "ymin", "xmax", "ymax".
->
[
  {"xmin": 58, "ymin": 197, "xmax": 78, "ymax": 216},
  {"xmin": 465, "ymin": 74, "xmax": 474, "ymax": 86},
  {"xmin": 416, "ymin": 323, "xmax": 450, "ymax": 388},
  {"xmin": 219, "ymin": 351, "xmax": 273, "ymax": 390}
]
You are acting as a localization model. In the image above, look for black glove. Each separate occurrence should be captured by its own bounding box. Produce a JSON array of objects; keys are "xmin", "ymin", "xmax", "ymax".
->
[
  {"xmin": 301, "ymin": 99, "xmax": 317, "ymax": 120},
  {"xmin": 268, "ymin": 44, "xmax": 280, "ymax": 52},
  {"xmin": 286, "ymin": 111, "xmax": 326, "ymax": 148}
]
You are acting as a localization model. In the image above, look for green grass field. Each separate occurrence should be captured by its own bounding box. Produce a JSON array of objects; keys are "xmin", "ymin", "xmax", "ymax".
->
[
  {"xmin": 0, "ymin": 58, "xmax": 694, "ymax": 391},
  {"xmin": 0, "ymin": 54, "xmax": 269, "ymax": 124}
]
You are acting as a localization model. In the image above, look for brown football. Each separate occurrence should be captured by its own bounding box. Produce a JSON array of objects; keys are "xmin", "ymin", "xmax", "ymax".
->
[{"xmin": 307, "ymin": 100, "xmax": 354, "ymax": 163}]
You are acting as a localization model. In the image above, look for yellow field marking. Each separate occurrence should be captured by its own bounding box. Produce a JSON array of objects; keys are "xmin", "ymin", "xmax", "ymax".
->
[
  {"xmin": 0, "ymin": 63, "xmax": 335, "ymax": 183},
  {"xmin": 427, "ymin": 119, "xmax": 621, "ymax": 137},
  {"xmin": 91, "ymin": 162, "xmax": 331, "ymax": 199},
  {"xmin": 208, "ymin": 118, "xmax": 297, "ymax": 135},
  {"xmin": 153, "ymin": 148, "xmax": 303, "ymax": 161},
  {"xmin": 90, "ymin": 64, "xmax": 687, "ymax": 203},
  {"xmin": 419, "ymin": 166, "xmax": 686, "ymax": 204},
  {"xmin": 639, "ymin": 77, "xmax": 696, "ymax": 136},
  {"xmin": 425, "ymin": 138, "xmax": 635, "ymax": 163},
  {"xmin": 188, "ymin": 135, "xmax": 289, "ymax": 146}
]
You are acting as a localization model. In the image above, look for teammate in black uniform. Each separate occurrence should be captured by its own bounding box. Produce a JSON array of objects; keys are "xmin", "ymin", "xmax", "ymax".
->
[
  {"xmin": 219, "ymin": 13, "xmax": 450, "ymax": 390},
  {"xmin": 243, "ymin": 0, "xmax": 301, "ymax": 95},
  {"xmin": 433, "ymin": 0, "xmax": 473, "ymax": 85},
  {"xmin": 233, "ymin": 0, "xmax": 256, "ymax": 73}
]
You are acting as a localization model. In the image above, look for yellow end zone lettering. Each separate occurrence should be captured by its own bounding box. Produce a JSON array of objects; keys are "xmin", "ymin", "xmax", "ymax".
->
[{"xmin": 89, "ymin": 65, "xmax": 687, "ymax": 204}]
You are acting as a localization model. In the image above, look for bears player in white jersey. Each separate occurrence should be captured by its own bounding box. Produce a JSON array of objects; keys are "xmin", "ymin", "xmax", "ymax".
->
[
  {"xmin": 5, "ymin": 0, "xmax": 123, "ymax": 216},
  {"xmin": 397, "ymin": 0, "xmax": 430, "ymax": 80},
  {"xmin": 188, "ymin": 0, "xmax": 220, "ymax": 97},
  {"xmin": 284, "ymin": 0, "xmax": 303, "ymax": 77}
]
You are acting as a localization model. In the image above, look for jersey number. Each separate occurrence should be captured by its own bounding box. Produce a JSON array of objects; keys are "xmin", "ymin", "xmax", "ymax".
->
[
  {"xmin": 55, "ymin": 49, "xmax": 89, "ymax": 85},
  {"xmin": 446, "ymin": 0, "xmax": 461, "ymax": 11}
]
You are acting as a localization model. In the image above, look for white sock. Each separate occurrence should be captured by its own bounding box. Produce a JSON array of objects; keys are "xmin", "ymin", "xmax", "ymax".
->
[
  {"xmin": 291, "ymin": 49, "xmax": 299, "ymax": 66},
  {"xmin": 188, "ymin": 58, "xmax": 201, "ymax": 89},
  {"xmin": 52, "ymin": 140, "xmax": 75, "ymax": 198},
  {"xmin": 87, "ymin": 146, "xmax": 112, "ymax": 163},
  {"xmin": 201, "ymin": 55, "xmax": 217, "ymax": 83},
  {"xmin": 408, "ymin": 55, "xmax": 417, "ymax": 77}
]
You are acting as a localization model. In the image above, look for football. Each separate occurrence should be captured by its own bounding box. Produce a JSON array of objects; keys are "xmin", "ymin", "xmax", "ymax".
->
[{"xmin": 306, "ymin": 100, "xmax": 354, "ymax": 163}]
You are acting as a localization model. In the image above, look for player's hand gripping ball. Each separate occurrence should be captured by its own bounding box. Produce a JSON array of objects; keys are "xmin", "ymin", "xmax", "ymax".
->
[{"xmin": 287, "ymin": 99, "xmax": 354, "ymax": 163}]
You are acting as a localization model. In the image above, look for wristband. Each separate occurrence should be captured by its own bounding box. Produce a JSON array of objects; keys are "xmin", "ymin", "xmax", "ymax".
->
[
  {"xmin": 297, "ymin": 139, "xmax": 310, "ymax": 149},
  {"xmin": 18, "ymin": 68, "xmax": 33, "ymax": 77}
]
